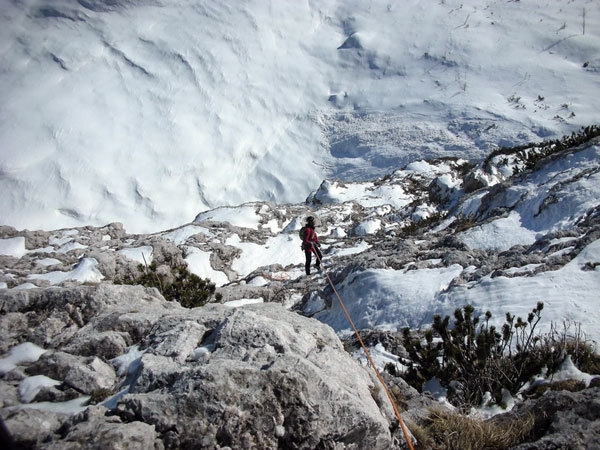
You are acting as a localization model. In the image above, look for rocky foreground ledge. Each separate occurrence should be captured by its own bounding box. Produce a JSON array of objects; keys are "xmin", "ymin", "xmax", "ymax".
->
[
  {"xmin": 0, "ymin": 284, "xmax": 408, "ymax": 449},
  {"xmin": 1, "ymin": 283, "xmax": 599, "ymax": 449}
]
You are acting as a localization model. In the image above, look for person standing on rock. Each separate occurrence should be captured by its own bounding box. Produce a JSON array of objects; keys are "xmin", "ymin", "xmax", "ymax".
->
[{"xmin": 302, "ymin": 216, "xmax": 322, "ymax": 275}]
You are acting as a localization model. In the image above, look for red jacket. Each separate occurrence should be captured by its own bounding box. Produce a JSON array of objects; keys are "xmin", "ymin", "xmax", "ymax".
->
[{"xmin": 302, "ymin": 226, "xmax": 319, "ymax": 250}]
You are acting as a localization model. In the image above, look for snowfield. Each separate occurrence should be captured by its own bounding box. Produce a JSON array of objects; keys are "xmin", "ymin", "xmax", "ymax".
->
[{"xmin": 0, "ymin": 0, "xmax": 599, "ymax": 233}]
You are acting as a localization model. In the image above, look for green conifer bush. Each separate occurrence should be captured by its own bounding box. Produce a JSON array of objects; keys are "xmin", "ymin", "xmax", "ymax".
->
[
  {"xmin": 116, "ymin": 260, "xmax": 221, "ymax": 308},
  {"xmin": 399, "ymin": 302, "xmax": 598, "ymax": 409}
]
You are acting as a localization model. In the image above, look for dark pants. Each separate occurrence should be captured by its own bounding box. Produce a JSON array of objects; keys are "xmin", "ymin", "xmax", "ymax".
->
[{"xmin": 305, "ymin": 246, "xmax": 322, "ymax": 275}]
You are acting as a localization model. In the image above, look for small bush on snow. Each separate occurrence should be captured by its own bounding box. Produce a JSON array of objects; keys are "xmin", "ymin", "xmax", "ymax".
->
[
  {"xmin": 116, "ymin": 260, "xmax": 221, "ymax": 308},
  {"xmin": 399, "ymin": 302, "xmax": 599, "ymax": 410}
]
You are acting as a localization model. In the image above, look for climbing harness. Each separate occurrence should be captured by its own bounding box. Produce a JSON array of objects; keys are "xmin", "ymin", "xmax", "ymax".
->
[{"xmin": 314, "ymin": 252, "xmax": 415, "ymax": 450}]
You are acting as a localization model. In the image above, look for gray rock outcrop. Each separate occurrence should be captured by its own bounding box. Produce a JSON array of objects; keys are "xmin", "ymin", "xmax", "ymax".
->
[
  {"xmin": 0, "ymin": 285, "xmax": 399, "ymax": 449},
  {"xmin": 493, "ymin": 386, "xmax": 600, "ymax": 450}
]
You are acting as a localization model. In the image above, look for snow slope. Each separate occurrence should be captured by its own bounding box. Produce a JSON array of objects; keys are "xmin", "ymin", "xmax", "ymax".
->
[
  {"xmin": 1, "ymin": 0, "xmax": 599, "ymax": 233},
  {"xmin": 316, "ymin": 238, "xmax": 600, "ymax": 342},
  {"xmin": 312, "ymin": 138, "xmax": 600, "ymax": 343}
]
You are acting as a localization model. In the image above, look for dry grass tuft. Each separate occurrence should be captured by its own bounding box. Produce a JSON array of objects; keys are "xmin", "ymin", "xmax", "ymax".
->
[{"xmin": 418, "ymin": 407, "xmax": 535, "ymax": 450}]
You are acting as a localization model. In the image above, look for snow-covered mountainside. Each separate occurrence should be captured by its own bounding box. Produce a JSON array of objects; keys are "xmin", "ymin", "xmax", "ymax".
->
[
  {"xmin": 1, "ymin": 0, "xmax": 599, "ymax": 233},
  {"xmin": 1, "ymin": 129, "xmax": 599, "ymax": 448},
  {"xmin": 1, "ymin": 129, "xmax": 599, "ymax": 339}
]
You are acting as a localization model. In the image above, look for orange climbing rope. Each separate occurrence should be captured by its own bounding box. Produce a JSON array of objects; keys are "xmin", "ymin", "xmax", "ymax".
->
[{"xmin": 314, "ymin": 252, "xmax": 415, "ymax": 450}]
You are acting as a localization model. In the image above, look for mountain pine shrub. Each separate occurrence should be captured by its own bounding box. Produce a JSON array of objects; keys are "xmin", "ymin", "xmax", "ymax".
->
[
  {"xmin": 484, "ymin": 125, "xmax": 600, "ymax": 172},
  {"xmin": 398, "ymin": 302, "xmax": 598, "ymax": 409},
  {"xmin": 399, "ymin": 212, "xmax": 446, "ymax": 236},
  {"xmin": 116, "ymin": 260, "xmax": 221, "ymax": 308},
  {"xmin": 88, "ymin": 388, "xmax": 112, "ymax": 405}
]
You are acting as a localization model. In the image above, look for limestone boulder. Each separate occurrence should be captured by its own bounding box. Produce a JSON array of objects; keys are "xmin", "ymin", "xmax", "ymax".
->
[
  {"xmin": 2, "ymin": 408, "xmax": 67, "ymax": 449},
  {"xmin": 491, "ymin": 386, "xmax": 600, "ymax": 450},
  {"xmin": 1, "ymin": 285, "xmax": 401, "ymax": 449},
  {"xmin": 115, "ymin": 303, "xmax": 396, "ymax": 449},
  {"xmin": 40, "ymin": 406, "xmax": 164, "ymax": 450},
  {"xmin": 63, "ymin": 356, "xmax": 117, "ymax": 395}
]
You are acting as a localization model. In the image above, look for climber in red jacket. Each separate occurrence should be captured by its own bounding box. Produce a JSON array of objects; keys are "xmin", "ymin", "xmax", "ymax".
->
[{"xmin": 302, "ymin": 216, "xmax": 322, "ymax": 275}]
